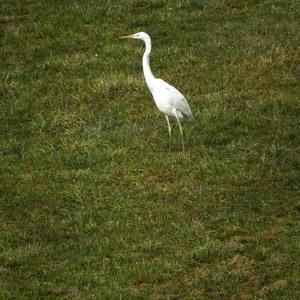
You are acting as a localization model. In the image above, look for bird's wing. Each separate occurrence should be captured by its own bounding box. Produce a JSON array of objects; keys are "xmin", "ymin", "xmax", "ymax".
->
[{"xmin": 156, "ymin": 79, "xmax": 193, "ymax": 119}]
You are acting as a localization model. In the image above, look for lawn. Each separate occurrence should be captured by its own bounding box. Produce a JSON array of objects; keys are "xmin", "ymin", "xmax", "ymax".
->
[{"xmin": 1, "ymin": 0, "xmax": 299, "ymax": 299}]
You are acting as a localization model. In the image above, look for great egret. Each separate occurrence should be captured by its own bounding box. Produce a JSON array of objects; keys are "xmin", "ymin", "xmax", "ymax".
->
[{"xmin": 119, "ymin": 32, "xmax": 193, "ymax": 152}]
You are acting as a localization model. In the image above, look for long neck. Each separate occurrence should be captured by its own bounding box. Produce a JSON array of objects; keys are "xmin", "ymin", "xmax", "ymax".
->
[{"xmin": 142, "ymin": 38, "xmax": 155, "ymax": 89}]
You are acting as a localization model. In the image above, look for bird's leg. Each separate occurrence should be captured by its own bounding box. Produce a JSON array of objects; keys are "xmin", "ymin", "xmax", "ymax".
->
[
  {"xmin": 173, "ymin": 109, "xmax": 185, "ymax": 152},
  {"xmin": 165, "ymin": 115, "xmax": 172, "ymax": 152}
]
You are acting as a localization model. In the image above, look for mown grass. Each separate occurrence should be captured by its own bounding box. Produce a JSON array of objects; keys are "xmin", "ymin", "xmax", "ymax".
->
[{"xmin": 1, "ymin": 0, "xmax": 299, "ymax": 299}]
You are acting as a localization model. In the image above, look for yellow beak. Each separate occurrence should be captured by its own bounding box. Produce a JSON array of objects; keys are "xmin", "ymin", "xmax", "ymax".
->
[{"xmin": 119, "ymin": 34, "xmax": 134, "ymax": 39}]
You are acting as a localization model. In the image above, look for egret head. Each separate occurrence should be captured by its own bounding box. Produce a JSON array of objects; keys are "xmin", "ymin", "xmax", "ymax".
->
[{"xmin": 119, "ymin": 32, "xmax": 150, "ymax": 41}]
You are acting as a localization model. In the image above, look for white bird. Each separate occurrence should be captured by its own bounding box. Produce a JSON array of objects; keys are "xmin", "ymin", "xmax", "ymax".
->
[{"xmin": 119, "ymin": 32, "xmax": 193, "ymax": 152}]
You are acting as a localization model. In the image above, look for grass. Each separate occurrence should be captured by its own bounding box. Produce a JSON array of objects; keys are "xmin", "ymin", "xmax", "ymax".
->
[{"xmin": 1, "ymin": 0, "xmax": 299, "ymax": 299}]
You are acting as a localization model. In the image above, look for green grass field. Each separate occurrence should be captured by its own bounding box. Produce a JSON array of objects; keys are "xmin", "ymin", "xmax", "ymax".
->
[{"xmin": 1, "ymin": 0, "xmax": 299, "ymax": 299}]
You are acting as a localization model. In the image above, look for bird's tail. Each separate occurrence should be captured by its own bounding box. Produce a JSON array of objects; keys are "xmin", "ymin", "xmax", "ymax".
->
[{"xmin": 186, "ymin": 109, "xmax": 193, "ymax": 121}]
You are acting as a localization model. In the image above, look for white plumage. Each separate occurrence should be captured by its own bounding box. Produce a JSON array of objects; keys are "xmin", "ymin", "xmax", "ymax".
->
[{"xmin": 119, "ymin": 32, "xmax": 193, "ymax": 151}]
